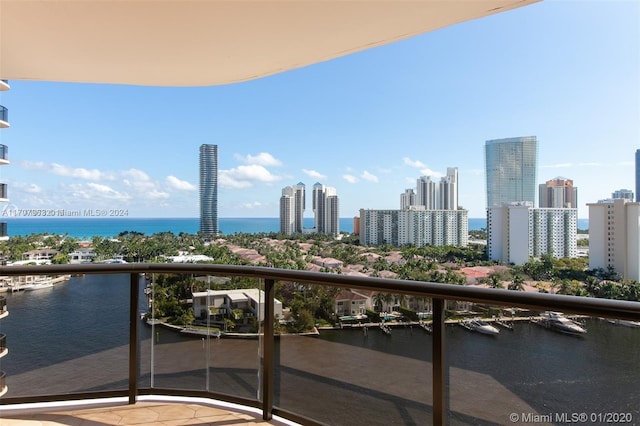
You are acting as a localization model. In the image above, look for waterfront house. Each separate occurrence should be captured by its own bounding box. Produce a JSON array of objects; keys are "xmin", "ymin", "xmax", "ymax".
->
[
  {"xmin": 69, "ymin": 248, "xmax": 96, "ymax": 264},
  {"xmin": 192, "ymin": 289, "xmax": 283, "ymax": 323},
  {"xmin": 335, "ymin": 289, "xmax": 374, "ymax": 317},
  {"xmin": 22, "ymin": 249, "xmax": 59, "ymax": 262}
]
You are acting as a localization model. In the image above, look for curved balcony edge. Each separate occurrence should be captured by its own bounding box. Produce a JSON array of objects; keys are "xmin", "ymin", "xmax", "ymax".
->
[
  {"xmin": 0, "ymin": 80, "xmax": 9, "ymax": 91},
  {"xmin": 0, "ymin": 395, "xmax": 301, "ymax": 426}
]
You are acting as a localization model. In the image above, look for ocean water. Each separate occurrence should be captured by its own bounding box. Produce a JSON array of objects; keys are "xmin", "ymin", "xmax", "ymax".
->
[{"xmin": 1, "ymin": 217, "xmax": 588, "ymax": 239}]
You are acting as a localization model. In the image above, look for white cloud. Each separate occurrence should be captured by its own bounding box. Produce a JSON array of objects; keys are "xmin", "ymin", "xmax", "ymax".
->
[
  {"xmin": 65, "ymin": 183, "xmax": 132, "ymax": 202},
  {"xmin": 419, "ymin": 168, "xmax": 444, "ymax": 177},
  {"xmin": 122, "ymin": 168, "xmax": 150, "ymax": 181},
  {"xmin": 303, "ymin": 169, "xmax": 327, "ymax": 180},
  {"xmin": 403, "ymin": 157, "xmax": 426, "ymax": 169},
  {"xmin": 21, "ymin": 161, "xmax": 111, "ymax": 180},
  {"xmin": 402, "ymin": 158, "xmax": 443, "ymax": 177},
  {"xmin": 219, "ymin": 164, "xmax": 282, "ymax": 188},
  {"xmin": 235, "ymin": 152, "xmax": 282, "ymax": 166},
  {"xmin": 166, "ymin": 176, "xmax": 196, "ymax": 191},
  {"xmin": 343, "ymin": 174, "xmax": 359, "ymax": 184},
  {"xmin": 361, "ymin": 170, "xmax": 379, "ymax": 183},
  {"xmin": 12, "ymin": 182, "xmax": 43, "ymax": 194}
]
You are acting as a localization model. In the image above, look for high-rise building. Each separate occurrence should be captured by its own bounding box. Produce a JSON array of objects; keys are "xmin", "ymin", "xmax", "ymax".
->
[
  {"xmin": 416, "ymin": 176, "xmax": 437, "ymax": 209},
  {"xmin": 400, "ymin": 188, "xmax": 416, "ymax": 210},
  {"xmin": 588, "ymin": 198, "xmax": 640, "ymax": 281},
  {"xmin": 279, "ymin": 183, "xmax": 305, "ymax": 235},
  {"xmin": 440, "ymin": 167, "xmax": 458, "ymax": 210},
  {"xmin": 199, "ymin": 144, "xmax": 218, "ymax": 236},
  {"xmin": 485, "ymin": 136, "xmax": 538, "ymax": 208},
  {"xmin": 279, "ymin": 186, "xmax": 296, "ymax": 235},
  {"xmin": 413, "ymin": 167, "xmax": 459, "ymax": 210},
  {"xmin": 636, "ymin": 149, "xmax": 640, "ymax": 201},
  {"xmin": 539, "ymin": 177, "xmax": 578, "ymax": 208},
  {"xmin": 312, "ymin": 183, "xmax": 339, "ymax": 236},
  {"xmin": 487, "ymin": 203, "xmax": 577, "ymax": 264},
  {"xmin": 360, "ymin": 207, "xmax": 468, "ymax": 247},
  {"xmin": 0, "ymin": 79, "xmax": 10, "ymax": 242},
  {"xmin": 612, "ymin": 189, "xmax": 634, "ymax": 202}
]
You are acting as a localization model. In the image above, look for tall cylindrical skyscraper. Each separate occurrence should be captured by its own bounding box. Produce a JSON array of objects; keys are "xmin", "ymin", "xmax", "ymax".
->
[
  {"xmin": 485, "ymin": 136, "xmax": 538, "ymax": 208},
  {"xmin": 199, "ymin": 144, "xmax": 219, "ymax": 235}
]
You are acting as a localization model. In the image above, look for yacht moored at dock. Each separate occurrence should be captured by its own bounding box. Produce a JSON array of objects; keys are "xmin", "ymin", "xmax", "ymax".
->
[
  {"xmin": 534, "ymin": 312, "xmax": 587, "ymax": 335},
  {"xmin": 460, "ymin": 318, "xmax": 500, "ymax": 335},
  {"xmin": 607, "ymin": 319, "xmax": 640, "ymax": 328}
]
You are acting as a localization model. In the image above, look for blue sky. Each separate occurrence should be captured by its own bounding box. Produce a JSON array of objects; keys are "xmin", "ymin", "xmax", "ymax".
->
[{"xmin": 0, "ymin": 0, "xmax": 638, "ymax": 220}]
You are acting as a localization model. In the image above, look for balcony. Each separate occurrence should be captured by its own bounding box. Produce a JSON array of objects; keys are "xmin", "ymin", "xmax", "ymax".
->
[
  {"xmin": 0, "ymin": 144, "xmax": 8, "ymax": 165},
  {"xmin": 0, "ymin": 183, "xmax": 7, "ymax": 202},
  {"xmin": 0, "ymin": 106, "xmax": 8, "ymax": 128},
  {"xmin": 0, "ymin": 80, "xmax": 8, "ymax": 91},
  {"xmin": 0, "ymin": 263, "xmax": 638, "ymax": 425}
]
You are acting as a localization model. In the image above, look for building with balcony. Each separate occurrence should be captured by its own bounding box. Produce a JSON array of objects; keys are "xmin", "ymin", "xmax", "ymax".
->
[
  {"xmin": 487, "ymin": 202, "xmax": 578, "ymax": 265},
  {"xmin": 413, "ymin": 167, "xmax": 459, "ymax": 211},
  {"xmin": 192, "ymin": 289, "xmax": 283, "ymax": 323},
  {"xmin": 279, "ymin": 183, "xmax": 305, "ymax": 235},
  {"xmin": 360, "ymin": 207, "xmax": 468, "ymax": 247},
  {"xmin": 539, "ymin": 176, "xmax": 578, "ymax": 208},
  {"xmin": 0, "ymin": 80, "xmax": 9, "ymax": 242},
  {"xmin": 588, "ymin": 198, "xmax": 640, "ymax": 281},
  {"xmin": 400, "ymin": 188, "xmax": 416, "ymax": 210},
  {"xmin": 485, "ymin": 136, "xmax": 538, "ymax": 208},
  {"xmin": 312, "ymin": 183, "xmax": 339, "ymax": 236},
  {"xmin": 199, "ymin": 144, "xmax": 219, "ymax": 236}
]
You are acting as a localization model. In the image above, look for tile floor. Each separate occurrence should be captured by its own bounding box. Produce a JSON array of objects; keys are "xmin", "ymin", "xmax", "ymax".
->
[{"xmin": 0, "ymin": 401, "xmax": 293, "ymax": 425}]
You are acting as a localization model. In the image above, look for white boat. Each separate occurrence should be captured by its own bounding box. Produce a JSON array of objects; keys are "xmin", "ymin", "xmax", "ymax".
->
[
  {"xmin": 538, "ymin": 312, "xmax": 586, "ymax": 335},
  {"xmin": 607, "ymin": 319, "xmax": 640, "ymax": 328},
  {"xmin": 24, "ymin": 281, "xmax": 54, "ymax": 291},
  {"xmin": 461, "ymin": 318, "xmax": 500, "ymax": 335}
]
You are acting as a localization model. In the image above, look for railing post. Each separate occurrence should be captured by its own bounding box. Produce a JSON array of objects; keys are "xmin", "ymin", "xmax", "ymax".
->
[
  {"xmin": 262, "ymin": 278, "xmax": 275, "ymax": 420},
  {"xmin": 432, "ymin": 297, "xmax": 446, "ymax": 425},
  {"xmin": 129, "ymin": 273, "xmax": 139, "ymax": 405}
]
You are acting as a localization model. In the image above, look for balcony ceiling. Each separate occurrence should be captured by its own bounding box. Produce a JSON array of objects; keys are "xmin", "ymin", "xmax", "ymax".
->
[{"xmin": 0, "ymin": 0, "xmax": 538, "ymax": 87}]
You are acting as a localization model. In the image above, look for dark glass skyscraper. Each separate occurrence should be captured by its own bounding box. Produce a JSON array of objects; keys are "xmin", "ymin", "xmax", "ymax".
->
[{"xmin": 199, "ymin": 144, "xmax": 218, "ymax": 235}]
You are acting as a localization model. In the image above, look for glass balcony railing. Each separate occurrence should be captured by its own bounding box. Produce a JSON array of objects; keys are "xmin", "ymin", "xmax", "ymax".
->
[
  {"xmin": 0, "ymin": 145, "xmax": 8, "ymax": 162},
  {"xmin": 0, "ymin": 183, "xmax": 7, "ymax": 200},
  {"xmin": 0, "ymin": 263, "xmax": 638, "ymax": 425},
  {"xmin": 0, "ymin": 106, "xmax": 7, "ymax": 123},
  {"xmin": 0, "ymin": 223, "xmax": 6, "ymax": 238}
]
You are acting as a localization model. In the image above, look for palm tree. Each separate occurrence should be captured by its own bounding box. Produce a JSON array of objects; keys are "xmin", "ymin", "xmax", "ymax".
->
[
  {"xmin": 508, "ymin": 275, "xmax": 524, "ymax": 291},
  {"xmin": 489, "ymin": 274, "xmax": 503, "ymax": 289}
]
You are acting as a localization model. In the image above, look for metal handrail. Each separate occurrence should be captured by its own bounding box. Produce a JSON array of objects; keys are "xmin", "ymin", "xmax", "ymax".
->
[
  {"xmin": 0, "ymin": 263, "xmax": 638, "ymax": 425},
  {"xmin": 2, "ymin": 263, "xmax": 639, "ymax": 320}
]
